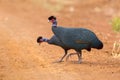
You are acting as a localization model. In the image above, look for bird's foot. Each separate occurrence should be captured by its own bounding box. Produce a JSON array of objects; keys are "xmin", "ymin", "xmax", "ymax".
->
[
  {"xmin": 77, "ymin": 59, "xmax": 82, "ymax": 64},
  {"xmin": 52, "ymin": 60, "xmax": 64, "ymax": 63},
  {"xmin": 71, "ymin": 60, "xmax": 82, "ymax": 64}
]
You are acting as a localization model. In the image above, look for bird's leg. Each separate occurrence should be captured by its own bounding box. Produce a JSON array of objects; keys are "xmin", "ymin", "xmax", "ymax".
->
[
  {"xmin": 66, "ymin": 51, "xmax": 82, "ymax": 64},
  {"xmin": 66, "ymin": 53, "xmax": 77, "ymax": 61},
  {"xmin": 77, "ymin": 51, "xmax": 82, "ymax": 64},
  {"xmin": 58, "ymin": 50, "xmax": 67, "ymax": 62}
]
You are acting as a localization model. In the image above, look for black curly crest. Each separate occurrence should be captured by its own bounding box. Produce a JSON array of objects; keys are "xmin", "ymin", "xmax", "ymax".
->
[
  {"xmin": 37, "ymin": 36, "xmax": 42, "ymax": 43},
  {"xmin": 48, "ymin": 16, "xmax": 56, "ymax": 20}
]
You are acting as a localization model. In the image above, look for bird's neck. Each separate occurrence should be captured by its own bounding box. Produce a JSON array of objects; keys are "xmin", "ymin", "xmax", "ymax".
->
[
  {"xmin": 41, "ymin": 38, "xmax": 49, "ymax": 42},
  {"xmin": 52, "ymin": 20, "xmax": 57, "ymax": 27}
]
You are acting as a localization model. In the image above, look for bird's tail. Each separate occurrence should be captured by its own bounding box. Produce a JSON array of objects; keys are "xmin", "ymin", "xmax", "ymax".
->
[
  {"xmin": 93, "ymin": 39, "xmax": 103, "ymax": 49},
  {"xmin": 97, "ymin": 41, "xmax": 103, "ymax": 49}
]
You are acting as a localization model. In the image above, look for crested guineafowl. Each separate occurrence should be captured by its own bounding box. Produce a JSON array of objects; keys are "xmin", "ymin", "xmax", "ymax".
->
[
  {"xmin": 37, "ymin": 16, "xmax": 103, "ymax": 64},
  {"xmin": 37, "ymin": 35, "xmax": 70, "ymax": 62}
]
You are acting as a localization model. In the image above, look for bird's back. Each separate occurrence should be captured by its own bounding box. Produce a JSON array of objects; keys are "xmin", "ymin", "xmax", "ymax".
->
[
  {"xmin": 48, "ymin": 35, "xmax": 70, "ymax": 50},
  {"xmin": 52, "ymin": 26, "xmax": 103, "ymax": 51}
]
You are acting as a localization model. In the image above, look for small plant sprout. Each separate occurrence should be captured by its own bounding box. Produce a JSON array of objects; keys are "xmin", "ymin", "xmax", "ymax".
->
[{"xmin": 111, "ymin": 17, "xmax": 120, "ymax": 32}]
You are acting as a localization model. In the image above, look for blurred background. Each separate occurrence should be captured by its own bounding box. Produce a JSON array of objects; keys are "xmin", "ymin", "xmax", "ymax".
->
[{"xmin": 0, "ymin": 0, "xmax": 120, "ymax": 80}]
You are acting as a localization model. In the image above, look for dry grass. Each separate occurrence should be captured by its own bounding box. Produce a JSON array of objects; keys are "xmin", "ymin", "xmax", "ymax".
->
[
  {"xmin": 111, "ymin": 17, "xmax": 120, "ymax": 32},
  {"xmin": 112, "ymin": 40, "xmax": 120, "ymax": 57}
]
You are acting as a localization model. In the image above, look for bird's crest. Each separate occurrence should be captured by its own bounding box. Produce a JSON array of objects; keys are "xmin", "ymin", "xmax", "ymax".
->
[{"xmin": 37, "ymin": 36, "xmax": 42, "ymax": 43}]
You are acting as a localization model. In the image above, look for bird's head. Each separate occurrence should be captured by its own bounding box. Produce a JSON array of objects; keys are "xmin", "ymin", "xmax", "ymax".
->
[
  {"xmin": 37, "ymin": 36, "xmax": 43, "ymax": 45},
  {"xmin": 48, "ymin": 16, "xmax": 56, "ymax": 23}
]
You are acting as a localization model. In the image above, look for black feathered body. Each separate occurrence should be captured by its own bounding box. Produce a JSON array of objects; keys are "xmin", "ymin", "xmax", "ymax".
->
[
  {"xmin": 52, "ymin": 26, "xmax": 103, "ymax": 51},
  {"xmin": 48, "ymin": 35, "xmax": 70, "ymax": 50}
]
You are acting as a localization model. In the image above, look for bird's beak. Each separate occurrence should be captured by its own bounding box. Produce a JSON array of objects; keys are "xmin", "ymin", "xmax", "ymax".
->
[
  {"xmin": 39, "ymin": 42, "xmax": 42, "ymax": 45},
  {"xmin": 38, "ymin": 41, "xmax": 43, "ymax": 45}
]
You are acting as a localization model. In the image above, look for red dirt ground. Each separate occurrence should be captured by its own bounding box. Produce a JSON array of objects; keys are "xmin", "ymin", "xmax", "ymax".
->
[{"xmin": 0, "ymin": 0, "xmax": 120, "ymax": 80}]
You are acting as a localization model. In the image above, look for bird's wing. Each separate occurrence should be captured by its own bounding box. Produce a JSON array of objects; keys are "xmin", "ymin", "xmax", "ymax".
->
[{"xmin": 75, "ymin": 40, "xmax": 90, "ymax": 44}]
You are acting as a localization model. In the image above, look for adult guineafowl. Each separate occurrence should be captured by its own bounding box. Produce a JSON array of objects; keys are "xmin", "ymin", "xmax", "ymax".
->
[
  {"xmin": 37, "ymin": 16, "xmax": 103, "ymax": 64},
  {"xmin": 46, "ymin": 16, "xmax": 103, "ymax": 63}
]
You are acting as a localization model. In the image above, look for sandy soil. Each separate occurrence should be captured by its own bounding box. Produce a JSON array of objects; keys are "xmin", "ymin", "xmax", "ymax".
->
[{"xmin": 0, "ymin": 0, "xmax": 120, "ymax": 80}]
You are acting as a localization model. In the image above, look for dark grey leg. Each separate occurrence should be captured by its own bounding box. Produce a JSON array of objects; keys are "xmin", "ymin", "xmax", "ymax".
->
[
  {"xmin": 58, "ymin": 50, "xmax": 67, "ymax": 62},
  {"xmin": 66, "ymin": 53, "xmax": 77, "ymax": 61},
  {"xmin": 66, "ymin": 51, "xmax": 82, "ymax": 64},
  {"xmin": 77, "ymin": 51, "xmax": 82, "ymax": 64}
]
